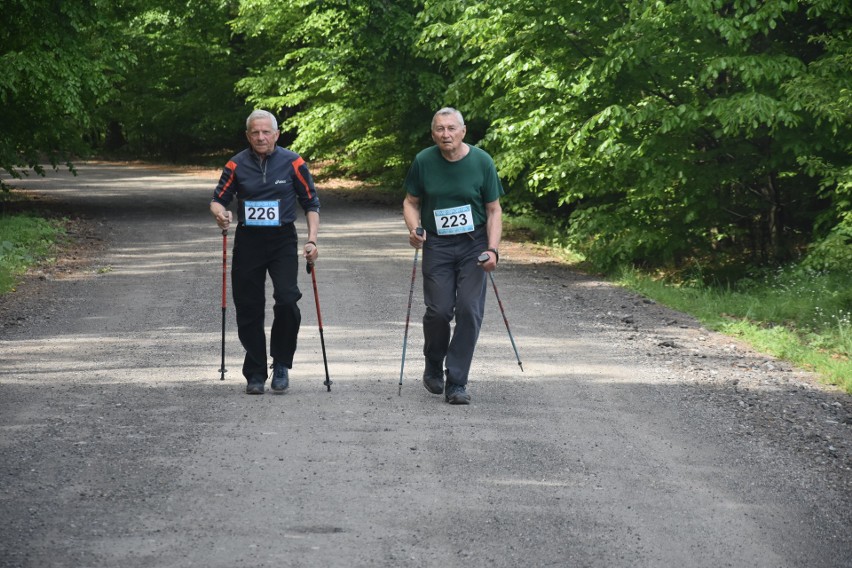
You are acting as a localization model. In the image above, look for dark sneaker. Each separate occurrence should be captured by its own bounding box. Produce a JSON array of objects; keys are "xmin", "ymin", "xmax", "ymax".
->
[
  {"xmin": 270, "ymin": 361, "xmax": 289, "ymax": 392},
  {"xmin": 422, "ymin": 359, "xmax": 444, "ymax": 394},
  {"xmin": 246, "ymin": 375, "xmax": 265, "ymax": 395},
  {"xmin": 445, "ymin": 382, "xmax": 470, "ymax": 405}
]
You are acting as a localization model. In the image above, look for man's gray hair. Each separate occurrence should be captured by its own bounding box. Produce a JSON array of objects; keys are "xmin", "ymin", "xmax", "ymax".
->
[
  {"xmin": 432, "ymin": 107, "xmax": 465, "ymax": 129},
  {"xmin": 246, "ymin": 110, "xmax": 278, "ymax": 131}
]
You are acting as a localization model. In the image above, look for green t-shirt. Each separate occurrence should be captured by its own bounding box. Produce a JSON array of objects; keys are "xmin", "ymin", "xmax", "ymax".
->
[{"xmin": 404, "ymin": 144, "xmax": 504, "ymax": 234}]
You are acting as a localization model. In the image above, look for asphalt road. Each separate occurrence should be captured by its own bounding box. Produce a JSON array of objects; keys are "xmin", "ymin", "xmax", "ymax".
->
[{"xmin": 1, "ymin": 163, "xmax": 850, "ymax": 567}]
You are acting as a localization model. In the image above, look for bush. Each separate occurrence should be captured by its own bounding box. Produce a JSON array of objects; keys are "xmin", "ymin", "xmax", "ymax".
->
[{"xmin": 802, "ymin": 213, "xmax": 852, "ymax": 273}]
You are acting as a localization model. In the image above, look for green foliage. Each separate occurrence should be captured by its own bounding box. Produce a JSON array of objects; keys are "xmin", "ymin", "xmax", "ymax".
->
[
  {"xmin": 0, "ymin": 214, "xmax": 64, "ymax": 293},
  {"xmin": 1, "ymin": 0, "xmax": 255, "ymax": 176},
  {"xmin": 232, "ymin": 0, "xmax": 446, "ymax": 179},
  {"xmin": 802, "ymin": 212, "xmax": 852, "ymax": 272},
  {"xmin": 0, "ymin": 0, "xmax": 133, "ymax": 190},
  {"xmin": 414, "ymin": 0, "xmax": 851, "ymax": 272},
  {"xmin": 2, "ymin": 0, "xmax": 849, "ymax": 281},
  {"xmin": 112, "ymin": 0, "xmax": 252, "ymax": 158}
]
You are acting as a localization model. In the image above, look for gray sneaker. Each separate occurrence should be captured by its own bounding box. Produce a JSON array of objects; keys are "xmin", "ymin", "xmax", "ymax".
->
[
  {"xmin": 270, "ymin": 361, "xmax": 289, "ymax": 392},
  {"xmin": 422, "ymin": 359, "xmax": 444, "ymax": 394},
  {"xmin": 444, "ymin": 382, "xmax": 470, "ymax": 405}
]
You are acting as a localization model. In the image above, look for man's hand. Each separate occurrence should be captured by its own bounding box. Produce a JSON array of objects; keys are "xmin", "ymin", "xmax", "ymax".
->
[
  {"xmin": 216, "ymin": 210, "xmax": 232, "ymax": 231},
  {"xmin": 304, "ymin": 241, "xmax": 319, "ymax": 263},
  {"xmin": 478, "ymin": 251, "xmax": 498, "ymax": 273},
  {"xmin": 409, "ymin": 227, "xmax": 425, "ymax": 249},
  {"xmin": 211, "ymin": 202, "xmax": 232, "ymax": 230}
]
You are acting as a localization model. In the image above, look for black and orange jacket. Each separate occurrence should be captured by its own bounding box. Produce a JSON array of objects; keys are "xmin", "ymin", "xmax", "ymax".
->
[{"xmin": 211, "ymin": 146, "xmax": 320, "ymax": 224}]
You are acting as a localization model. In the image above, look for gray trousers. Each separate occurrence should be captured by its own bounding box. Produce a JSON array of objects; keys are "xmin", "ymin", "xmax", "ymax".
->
[{"xmin": 421, "ymin": 227, "xmax": 489, "ymax": 386}]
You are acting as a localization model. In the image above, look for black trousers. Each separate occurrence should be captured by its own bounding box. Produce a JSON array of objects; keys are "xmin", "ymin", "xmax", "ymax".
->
[{"xmin": 231, "ymin": 223, "xmax": 302, "ymax": 381}]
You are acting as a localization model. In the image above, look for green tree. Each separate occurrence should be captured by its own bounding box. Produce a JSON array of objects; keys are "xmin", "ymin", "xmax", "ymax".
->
[
  {"xmin": 112, "ymin": 0, "xmax": 252, "ymax": 159},
  {"xmin": 417, "ymin": 0, "xmax": 851, "ymax": 273},
  {"xmin": 232, "ymin": 0, "xmax": 446, "ymax": 179},
  {"xmin": 0, "ymin": 0, "xmax": 132, "ymax": 191}
]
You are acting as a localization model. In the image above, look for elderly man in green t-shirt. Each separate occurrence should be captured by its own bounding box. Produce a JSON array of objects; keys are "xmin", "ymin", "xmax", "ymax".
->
[{"xmin": 402, "ymin": 107, "xmax": 505, "ymax": 404}]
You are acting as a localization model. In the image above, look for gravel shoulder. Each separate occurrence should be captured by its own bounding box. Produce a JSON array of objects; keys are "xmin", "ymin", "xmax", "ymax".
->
[{"xmin": 0, "ymin": 162, "xmax": 850, "ymax": 568}]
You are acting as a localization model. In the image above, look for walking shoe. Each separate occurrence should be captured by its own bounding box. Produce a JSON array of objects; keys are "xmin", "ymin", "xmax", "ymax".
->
[
  {"xmin": 246, "ymin": 375, "xmax": 265, "ymax": 395},
  {"xmin": 422, "ymin": 359, "xmax": 444, "ymax": 394},
  {"xmin": 445, "ymin": 382, "xmax": 471, "ymax": 405},
  {"xmin": 270, "ymin": 361, "xmax": 289, "ymax": 392}
]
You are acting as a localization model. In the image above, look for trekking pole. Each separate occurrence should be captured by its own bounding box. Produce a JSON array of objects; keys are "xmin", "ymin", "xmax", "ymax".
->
[
  {"xmin": 307, "ymin": 262, "xmax": 332, "ymax": 391},
  {"xmin": 479, "ymin": 253, "xmax": 524, "ymax": 372},
  {"xmin": 218, "ymin": 229, "xmax": 228, "ymax": 381},
  {"xmin": 399, "ymin": 227, "xmax": 423, "ymax": 395}
]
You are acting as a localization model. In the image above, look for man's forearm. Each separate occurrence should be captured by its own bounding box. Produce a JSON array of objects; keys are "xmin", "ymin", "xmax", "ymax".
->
[
  {"xmin": 486, "ymin": 202, "xmax": 502, "ymax": 251},
  {"xmin": 403, "ymin": 196, "xmax": 421, "ymax": 232},
  {"xmin": 306, "ymin": 210, "xmax": 319, "ymax": 242}
]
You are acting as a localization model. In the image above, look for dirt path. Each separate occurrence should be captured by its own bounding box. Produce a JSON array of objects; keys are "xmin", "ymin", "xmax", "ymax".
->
[{"xmin": 1, "ymin": 163, "xmax": 850, "ymax": 568}]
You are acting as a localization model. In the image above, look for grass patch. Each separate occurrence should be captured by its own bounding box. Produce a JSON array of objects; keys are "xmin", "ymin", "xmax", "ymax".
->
[
  {"xmin": 0, "ymin": 213, "xmax": 66, "ymax": 294},
  {"xmin": 617, "ymin": 266, "xmax": 852, "ymax": 393}
]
